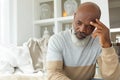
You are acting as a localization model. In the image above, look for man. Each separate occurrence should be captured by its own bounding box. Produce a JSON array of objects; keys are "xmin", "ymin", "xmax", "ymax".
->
[{"xmin": 46, "ymin": 2, "xmax": 120, "ymax": 80}]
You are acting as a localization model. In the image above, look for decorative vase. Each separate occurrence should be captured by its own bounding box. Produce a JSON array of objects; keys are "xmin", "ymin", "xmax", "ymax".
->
[
  {"xmin": 64, "ymin": 0, "xmax": 78, "ymax": 16},
  {"xmin": 40, "ymin": 3, "xmax": 52, "ymax": 19}
]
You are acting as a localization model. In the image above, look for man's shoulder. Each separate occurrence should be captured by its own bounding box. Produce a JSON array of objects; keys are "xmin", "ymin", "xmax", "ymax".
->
[
  {"xmin": 50, "ymin": 30, "xmax": 70, "ymax": 40},
  {"xmin": 48, "ymin": 30, "xmax": 70, "ymax": 50}
]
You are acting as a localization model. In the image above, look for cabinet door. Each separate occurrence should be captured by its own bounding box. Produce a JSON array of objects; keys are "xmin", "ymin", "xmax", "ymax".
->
[
  {"xmin": 33, "ymin": 0, "xmax": 54, "ymax": 38},
  {"xmin": 109, "ymin": 0, "xmax": 120, "ymax": 43}
]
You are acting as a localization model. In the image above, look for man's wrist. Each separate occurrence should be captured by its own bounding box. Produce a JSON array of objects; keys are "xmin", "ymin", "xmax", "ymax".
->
[{"xmin": 102, "ymin": 42, "xmax": 112, "ymax": 48}]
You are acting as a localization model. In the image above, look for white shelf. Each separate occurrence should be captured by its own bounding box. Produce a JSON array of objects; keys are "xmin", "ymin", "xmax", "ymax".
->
[
  {"xmin": 39, "ymin": 0, "xmax": 53, "ymax": 3},
  {"xmin": 34, "ymin": 16, "xmax": 74, "ymax": 26},
  {"xmin": 34, "ymin": 19, "xmax": 54, "ymax": 26},
  {"xmin": 110, "ymin": 28, "xmax": 120, "ymax": 32},
  {"xmin": 57, "ymin": 16, "xmax": 73, "ymax": 23}
]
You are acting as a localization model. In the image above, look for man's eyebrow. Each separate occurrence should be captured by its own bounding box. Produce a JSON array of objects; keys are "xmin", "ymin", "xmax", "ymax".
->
[
  {"xmin": 78, "ymin": 20, "xmax": 82, "ymax": 23},
  {"xmin": 77, "ymin": 19, "xmax": 95, "ymax": 27},
  {"xmin": 78, "ymin": 20, "xmax": 90, "ymax": 26}
]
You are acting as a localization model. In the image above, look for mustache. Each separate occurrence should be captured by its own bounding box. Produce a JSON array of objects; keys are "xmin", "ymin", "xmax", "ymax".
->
[{"xmin": 74, "ymin": 32, "xmax": 87, "ymax": 37}]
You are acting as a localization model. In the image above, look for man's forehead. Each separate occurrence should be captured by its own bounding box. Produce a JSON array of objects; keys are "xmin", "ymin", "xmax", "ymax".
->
[{"xmin": 76, "ymin": 12, "xmax": 96, "ymax": 22}]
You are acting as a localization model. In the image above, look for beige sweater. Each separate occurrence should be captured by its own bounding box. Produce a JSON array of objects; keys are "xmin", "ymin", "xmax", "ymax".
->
[{"xmin": 46, "ymin": 30, "xmax": 120, "ymax": 80}]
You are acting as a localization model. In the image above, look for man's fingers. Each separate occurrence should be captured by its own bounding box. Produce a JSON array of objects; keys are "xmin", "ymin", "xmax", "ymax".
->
[
  {"xmin": 96, "ymin": 19, "xmax": 105, "ymax": 26},
  {"xmin": 90, "ymin": 19, "xmax": 104, "ymax": 30},
  {"xmin": 90, "ymin": 21, "xmax": 101, "ymax": 29},
  {"xmin": 92, "ymin": 29, "xmax": 102, "ymax": 38},
  {"xmin": 92, "ymin": 33, "xmax": 97, "ymax": 38}
]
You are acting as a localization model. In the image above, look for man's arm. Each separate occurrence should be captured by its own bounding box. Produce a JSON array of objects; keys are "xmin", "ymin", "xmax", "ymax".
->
[
  {"xmin": 46, "ymin": 35, "xmax": 71, "ymax": 80},
  {"xmin": 90, "ymin": 19, "xmax": 120, "ymax": 80},
  {"xmin": 46, "ymin": 61, "xmax": 71, "ymax": 80},
  {"xmin": 97, "ymin": 47, "xmax": 120, "ymax": 80}
]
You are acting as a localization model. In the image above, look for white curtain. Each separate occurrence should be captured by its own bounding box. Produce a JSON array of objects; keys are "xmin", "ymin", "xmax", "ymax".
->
[{"xmin": 0, "ymin": 0, "xmax": 13, "ymax": 46}]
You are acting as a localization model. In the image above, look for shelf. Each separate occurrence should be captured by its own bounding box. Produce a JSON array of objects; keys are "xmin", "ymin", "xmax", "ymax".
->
[
  {"xmin": 110, "ymin": 28, "xmax": 120, "ymax": 32},
  {"xmin": 34, "ymin": 19, "xmax": 54, "ymax": 26},
  {"xmin": 34, "ymin": 16, "xmax": 74, "ymax": 26},
  {"xmin": 57, "ymin": 16, "xmax": 73, "ymax": 23},
  {"xmin": 39, "ymin": 0, "xmax": 53, "ymax": 3}
]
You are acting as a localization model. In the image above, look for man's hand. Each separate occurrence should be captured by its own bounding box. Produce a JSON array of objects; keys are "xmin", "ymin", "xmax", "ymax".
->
[{"xmin": 90, "ymin": 19, "xmax": 112, "ymax": 48}]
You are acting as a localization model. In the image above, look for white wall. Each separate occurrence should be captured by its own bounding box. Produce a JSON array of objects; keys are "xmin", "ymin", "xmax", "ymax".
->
[
  {"xmin": 17, "ymin": 0, "xmax": 33, "ymax": 45},
  {"xmin": 0, "ymin": 0, "xmax": 11, "ymax": 45},
  {"xmin": 9, "ymin": 0, "xmax": 17, "ymax": 46},
  {"xmin": 8, "ymin": 0, "xmax": 33, "ymax": 46},
  {"xmin": 0, "ymin": 0, "xmax": 33, "ymax": 46}
]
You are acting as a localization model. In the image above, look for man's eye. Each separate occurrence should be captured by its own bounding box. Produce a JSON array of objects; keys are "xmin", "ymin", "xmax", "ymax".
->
[
  {"xmin": 77, "ymin": 22, "xmax": 82, "ymax": 25},
  {"xmin": 88, "ymin": 25, "xmax": 94, "ymax": 29}
]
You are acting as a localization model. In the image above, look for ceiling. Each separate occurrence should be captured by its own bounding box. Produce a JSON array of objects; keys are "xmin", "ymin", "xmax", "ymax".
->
[{"xmin": 109, "ymin": 0, "xmax": 120, "ymax": 28}]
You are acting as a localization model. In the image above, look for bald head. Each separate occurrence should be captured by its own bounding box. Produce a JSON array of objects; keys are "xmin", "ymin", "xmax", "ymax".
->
[{"xmin": 75, "ymin": 2, "xmax": 101, "ymax": 22}]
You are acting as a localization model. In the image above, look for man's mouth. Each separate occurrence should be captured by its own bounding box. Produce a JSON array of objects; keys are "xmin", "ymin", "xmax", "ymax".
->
[{"xmin": 74, "ymin": 32, "xmax": 87, "ymax": 39}]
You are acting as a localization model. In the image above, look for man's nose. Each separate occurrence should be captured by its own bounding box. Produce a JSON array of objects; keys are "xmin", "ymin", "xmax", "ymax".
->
[{"xmin": 79, "ymin": 24, "xmax": 87, "ymax": 32}]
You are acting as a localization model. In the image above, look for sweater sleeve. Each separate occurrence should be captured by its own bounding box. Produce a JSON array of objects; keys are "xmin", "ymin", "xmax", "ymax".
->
[
  {"xmin": 46, "ymin": 35, "xmax": 71, "ymax": 80},
  {"xmin": 97, "ymin": 47, "xmax": 120, "ymax": 80},
  {"xmin": 46, "ymin": 61, "xmax": 71, "ymax": 80}
]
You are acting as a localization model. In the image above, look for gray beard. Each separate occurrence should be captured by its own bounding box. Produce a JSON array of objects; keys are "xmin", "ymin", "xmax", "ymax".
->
[{"xmin": 71, "ymin": 28, "xmax": 91, "ymax": 47}]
